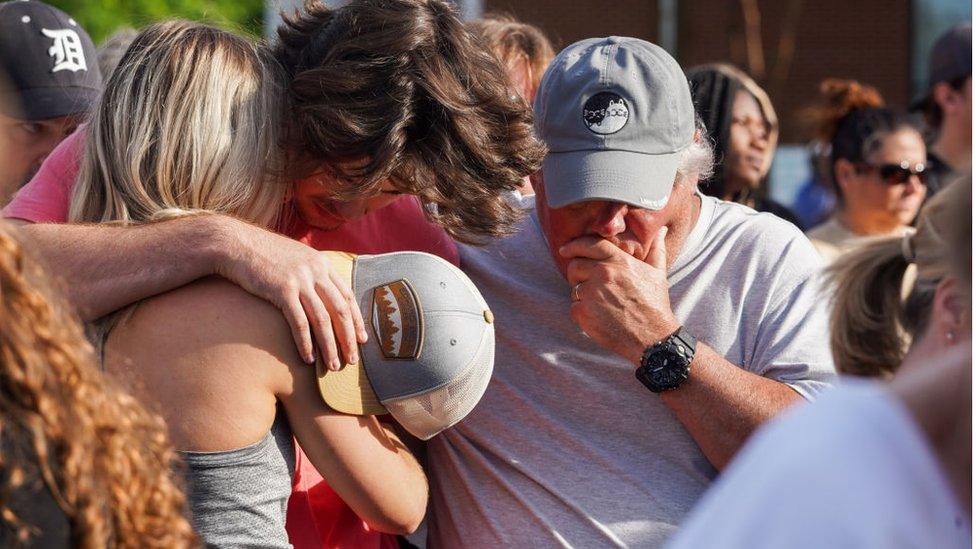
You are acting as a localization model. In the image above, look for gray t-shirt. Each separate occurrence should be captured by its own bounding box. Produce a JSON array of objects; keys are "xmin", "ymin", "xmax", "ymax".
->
[
  {"xmin": 181, "ymin": 409, "xmax": 295, "ymax": 548},
  {"xmin": 427, "ymin": 194, "xmax": 836, "ymax": 548}
]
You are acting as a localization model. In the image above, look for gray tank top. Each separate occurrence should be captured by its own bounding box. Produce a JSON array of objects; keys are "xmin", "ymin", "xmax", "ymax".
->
[{"xmin": 180, "ymin": 409, "xmax": 296, "ymax": 548}]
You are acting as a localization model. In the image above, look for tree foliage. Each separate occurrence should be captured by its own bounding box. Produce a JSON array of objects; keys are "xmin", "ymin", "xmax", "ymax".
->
[{"xmin": 47, "ymin": 0, "xmax": 264, "ymax": 44}]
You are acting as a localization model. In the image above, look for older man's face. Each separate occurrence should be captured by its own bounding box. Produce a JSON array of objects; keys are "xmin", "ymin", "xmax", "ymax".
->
[{"xmin": 533, "ymin": 171, "xmax": 695, "ymax": 280}]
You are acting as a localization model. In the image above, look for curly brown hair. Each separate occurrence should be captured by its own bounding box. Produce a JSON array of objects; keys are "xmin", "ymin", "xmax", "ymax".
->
[
  {"xmin": 274, "ymin": 0, "xmax": 546, "ymax": 244},
  {"xmin": 0, "ymin": 221, "xmax": 196, "ymax": 547}
]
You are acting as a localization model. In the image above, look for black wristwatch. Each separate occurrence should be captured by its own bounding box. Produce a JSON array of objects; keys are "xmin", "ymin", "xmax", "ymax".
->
[{"xmin": 635, "ymin": 326, "xmax": 697, "ymax": 393}]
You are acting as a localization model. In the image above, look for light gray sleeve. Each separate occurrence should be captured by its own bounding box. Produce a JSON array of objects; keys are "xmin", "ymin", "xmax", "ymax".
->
[{"xmin": 748, "ymin": 239, "xmax": 836, "ymax": 401}]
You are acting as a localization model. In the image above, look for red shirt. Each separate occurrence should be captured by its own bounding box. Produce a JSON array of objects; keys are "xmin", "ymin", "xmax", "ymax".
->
[{"xmin": 4, "ymin": 127, "xmax": 457, "ymax": 548}]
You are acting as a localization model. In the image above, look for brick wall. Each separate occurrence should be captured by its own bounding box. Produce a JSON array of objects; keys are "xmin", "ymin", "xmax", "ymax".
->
[
  {"xmin": 483, "ymin": 0, "xmax": 660, "ymax": 50},
  {"xmin": 679, "ymin": 0, "xmax": 911, "ymax": 142},
  {"xmin": 482, "ymin": 0, "xmax": 912, "ymax": 143}
]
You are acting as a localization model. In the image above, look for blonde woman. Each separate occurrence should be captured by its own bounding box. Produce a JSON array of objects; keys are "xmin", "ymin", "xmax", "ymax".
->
[
  {"xmin": 828, "ymin": 176, "xmax": 970, "ymax": 378},
  {"xmin": 0, "ymin": 218, "xmax": 196, "ymax": 548},
  {"xmin": 69, "ymin": 21, "xmax": 429, "ymax": 546}
]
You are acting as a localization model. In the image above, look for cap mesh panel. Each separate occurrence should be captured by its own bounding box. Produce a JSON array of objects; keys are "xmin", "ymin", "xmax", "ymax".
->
[{"xmin": 384, "ymin": 327, "xmax": 494, "ymax": 441}]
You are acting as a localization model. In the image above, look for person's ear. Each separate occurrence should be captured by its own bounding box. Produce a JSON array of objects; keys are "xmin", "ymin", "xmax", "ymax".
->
[
  {"xmin": 933, "ymin": 81, "xmax": 964, "ymax": 115},
  {"xmin": 834, "ymin": 158, "xmax": 857, "ymax": 194},
  {"xmin": 931, "ymin": 276, "xmax": 968, "ymax": 345}
]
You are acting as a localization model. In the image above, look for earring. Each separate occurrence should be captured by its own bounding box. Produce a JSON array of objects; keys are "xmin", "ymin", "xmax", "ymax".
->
[{"xmin": 946, "ymin": 331, "xmax": 956, "ymax": 343}]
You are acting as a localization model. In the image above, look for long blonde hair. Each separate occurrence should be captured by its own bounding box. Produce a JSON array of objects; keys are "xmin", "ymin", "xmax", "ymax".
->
[
  {"xmin": 829, "ymin": 176, "xmax": 972, "ymax": 377},
  {"xmin": 0, "ymin": 221, "xmax": 196, "ymax": 547},
  {"xmin": 69, "ymin": 20, "xmax": 287, "ymax": 227}
]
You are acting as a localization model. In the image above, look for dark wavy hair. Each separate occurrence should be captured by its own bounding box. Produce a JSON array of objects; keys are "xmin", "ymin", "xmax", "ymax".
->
[{"xmin": 274, "ymin": 0, "xmax": 546, "ymax": 243}]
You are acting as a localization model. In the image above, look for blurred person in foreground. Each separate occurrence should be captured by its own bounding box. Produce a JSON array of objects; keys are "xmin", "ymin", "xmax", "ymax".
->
[
  {"xmin": 806, "ymin": 79, "xmax": 927, "ymax": 263},
  {"xmin": 4, "ymin": 1, "xmax": 543, "ymax": 546},
  {"xmin": 0, "ymin": 1, "xmax": 100, "ymax": 193},
  {"xmin": 912, "ymin": 23, "xmax": 971, "ymax": 196},
  {"xmin": 688, "ymin": 63, "xmax": 798, "ymax": 225},
  {"xmin": 667, "ymin": 176, "xmax": 971, "ymax": 549},
  {"xmin": 425, "ymin": 36, "xmax": 834, "ymax": 548},
  {"xmin": 0, "ymin": 224, "xmax": 195, "ymax": 546},
  {"xmin": 468, "ymin": 13, "xmax": 554, "ymax": 197}
]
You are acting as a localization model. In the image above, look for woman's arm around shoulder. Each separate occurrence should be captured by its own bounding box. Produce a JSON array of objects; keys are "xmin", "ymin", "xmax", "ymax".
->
[{"xmin": 216, "ymin": 281, "xmax": 429, "ymax": 535}]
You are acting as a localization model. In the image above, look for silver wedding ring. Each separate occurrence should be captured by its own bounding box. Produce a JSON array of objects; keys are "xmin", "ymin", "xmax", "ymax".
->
[{"xmin": 572, "ymin": 282, "xmax": 582, "ymax": 302}]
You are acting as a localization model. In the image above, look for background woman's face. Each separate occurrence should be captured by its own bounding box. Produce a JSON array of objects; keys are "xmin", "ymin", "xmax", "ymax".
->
[
  {"xmin": 842, "ymin": 129, "xmax": 927, "ymax": 230},
  {"xmin": 725, "ymin": 90, "xmax": 771, "ymax": 192}
]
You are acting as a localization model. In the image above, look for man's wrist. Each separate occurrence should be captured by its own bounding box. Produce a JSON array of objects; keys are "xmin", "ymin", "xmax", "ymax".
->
[{"xmin": 630, "ymin": 318, "xmax": 682, "ymax": 366}]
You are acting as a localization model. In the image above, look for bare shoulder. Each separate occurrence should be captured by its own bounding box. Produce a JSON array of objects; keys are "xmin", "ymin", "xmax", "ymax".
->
[
  {"xmin": 112, "ymin": 276, "xmax": 303, "ymax": 377},
  {"xmin": 102, "ymin": 277, "xmax": 303, "ymax": 450}
]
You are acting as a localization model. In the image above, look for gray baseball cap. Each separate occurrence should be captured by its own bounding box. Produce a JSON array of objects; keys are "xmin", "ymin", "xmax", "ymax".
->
[
  {"xmin": 317, "ymin": 251, "xmax": 495, "ymax": 440},
  {"xmin": 533, "ymin": 36, "xmax": 695, "ymax": 210}
]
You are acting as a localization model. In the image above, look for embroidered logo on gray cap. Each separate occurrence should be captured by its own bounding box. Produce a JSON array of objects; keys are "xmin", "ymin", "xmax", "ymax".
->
[{"xmin": 583, "ymin": 92, "xmax": 629, "ymax": 134}]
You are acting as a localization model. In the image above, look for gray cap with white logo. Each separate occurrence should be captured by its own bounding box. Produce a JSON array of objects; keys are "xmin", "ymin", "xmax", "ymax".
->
[{"xmin": 533, "ymin": 36, "xmax": 695, "ymax": 210}]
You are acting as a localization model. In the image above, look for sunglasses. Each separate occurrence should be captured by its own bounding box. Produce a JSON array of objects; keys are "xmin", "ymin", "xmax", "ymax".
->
[{"xmin": 856, "ymin": 160, "xmax": 928, "ymax": 185}]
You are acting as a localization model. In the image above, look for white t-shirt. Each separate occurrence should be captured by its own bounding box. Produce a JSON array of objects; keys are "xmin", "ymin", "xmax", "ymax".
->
[
  {"xmin": 427, "ymin": 194, "xmax": 836, "ymax": 548},
  {"xmin": 667, "ymin": 381, "xmax": 971, "ymax": 549}
]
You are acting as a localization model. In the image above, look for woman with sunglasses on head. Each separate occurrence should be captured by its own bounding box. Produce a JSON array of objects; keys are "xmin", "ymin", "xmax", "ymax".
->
[{"xmin": 806, "ymin": 79, "xmax": 927, "ymax": 263}]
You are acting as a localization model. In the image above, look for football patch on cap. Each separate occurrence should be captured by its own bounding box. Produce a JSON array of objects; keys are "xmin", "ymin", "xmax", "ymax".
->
[
  {"xmin": 583, "ymin": 92, "xmax": 629, "ymax": 134},
  {"xmin": 371, "ymin": 280, "xmax": 424, "ymax": 360}
]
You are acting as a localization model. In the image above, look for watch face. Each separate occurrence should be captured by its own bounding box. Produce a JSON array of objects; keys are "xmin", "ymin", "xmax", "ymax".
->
[{"xmin": 643, "ymin": 341, "xmax": 691, "ymax": 391}]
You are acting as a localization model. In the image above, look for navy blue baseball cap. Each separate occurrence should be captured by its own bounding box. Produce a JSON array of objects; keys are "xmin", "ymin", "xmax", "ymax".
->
[{"xmin": 0, "ymin": 1, "xmax": 101, "ymax": 121}]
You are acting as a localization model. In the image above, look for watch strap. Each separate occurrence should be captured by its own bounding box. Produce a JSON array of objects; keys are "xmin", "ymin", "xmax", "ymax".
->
[{"xmin": 672, "ymin": 327, "xmax": 697, "ymax": 356}]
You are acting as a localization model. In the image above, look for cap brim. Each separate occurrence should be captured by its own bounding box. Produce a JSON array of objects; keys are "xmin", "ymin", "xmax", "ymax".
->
[
  {"xmin": 0, "ymin": 86, "xmax": 99, "ymax": 120},
  {"xmin": 317, "ymin": 356, "xmax": 388, "ymax": 415},
  {"xmin": 315, "ymin": 251, "xmax": 389, "ymax": 416},
  {"xmin": 542, "ymin": 149, "xmax": 681, "ymax": 210}
]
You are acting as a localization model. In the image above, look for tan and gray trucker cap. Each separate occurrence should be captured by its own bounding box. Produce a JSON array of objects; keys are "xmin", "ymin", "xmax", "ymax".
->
[
  {"xmin": 533, "ymin": 36, "xmax": 695, "ymax": 210},
  {"xmin": 317, "ymin": 251, "xmax": 495, "ymax": 440}
]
